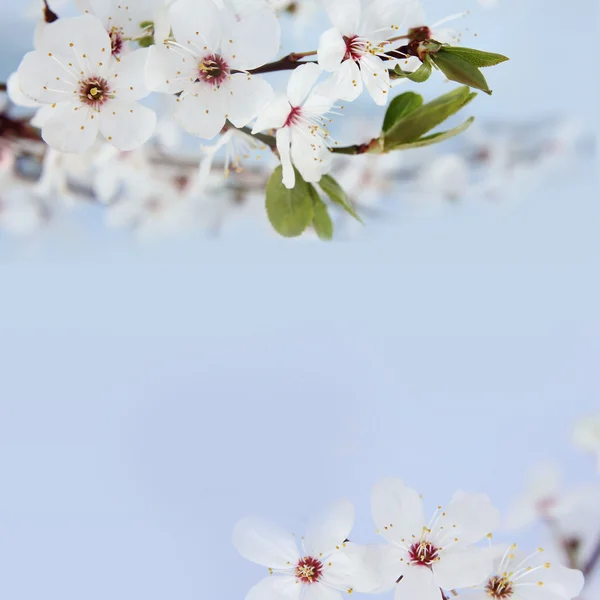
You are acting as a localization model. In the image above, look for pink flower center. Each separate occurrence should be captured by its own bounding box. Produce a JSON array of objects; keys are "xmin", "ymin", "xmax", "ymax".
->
[
  {"xmin": 284, "ymin": 106, "xmax": 302, "ymax": 127},
  {"xmin": 198, "ymin": 54, "xmax": 230, "ymax": 87},
  {"xmin": 486, "ymin": 576, "xmax": 514, "ymax": 599},
  {"xmin": 79, "ymin": 77, "xmax": 110, "ymax": 107},
  {"xmin": 295, "ymin": 556, "xmax": 323, "ymax": 584},
  {"xmin": 109, "ymin": 27, "xmax": 124, "ymax": 56},
  {"xmin": 408, "ymin": 541, "xmax": 440, "ymax": 566},
  {"xmin": 343, "ymin": 35, "xmax": 364, "ymax": 61}
]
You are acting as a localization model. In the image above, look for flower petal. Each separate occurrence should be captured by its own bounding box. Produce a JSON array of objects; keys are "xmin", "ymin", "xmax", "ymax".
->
[
  {"xmin": 433, "ymin": 546, "xmax": 491, "ymax": 590},
  {"xmin": 232, "ymin": 517, "xmax": 300, "ymax": 568},
  {"xmin": 41, "ymin": 102, "xmax": 99, "ymax": 153},
  {"xmin": 305, "ymin": 500, "xmax": 355, "ymax": 557},
  {"xmin": 396, "ymin": 566, "xmax": 440, "ymax": 600},
  {"xmin": 437, "ymin": 492, "xmax": 499, "ymax": 545},
  {"xmin": 322, "ymin": 0, "xmax": 361, "ymax": 35},
  {"xmin": 304, "ymin": 583, "xmax": 342, "ymax": 600},
  {"xmin": 169, "ymin": 0, "xmax": 222, "ymax": 53},
  {"xmin": 174, "ymin": 87, "xmax": 227, "ymax": 139},
  {"xmin": 317, "ymin": 28, "xmax": 346, "ymax": 72},
  {"xmin": 17, "ymin": 51, "xmax": 77, "ymax": 104},
  {"xmin": 371, "ymin": 478, "xmax": 425, "ymax": 545},
  {"xmin": 145, "ymin": 44, "xmax": 196, "ymax": 94},
  {"xmin": 324, "ymin": 543, "xmax": 384, "ymax": 593},
  {"xmin": 246, "ymin": 576, "xmax": 301, "ymax": 600},
  {"xmin": 221, "ymin": 7, "xmax": 280, "ymax": 71},
  {"xmin": 7, "ymin": 71, "xmax": 40, "ymax": 107},
  {"xmin": 359, "ymin": 54, "xmax": 390, "ymax": 106},
  {"xmin": 318, "ymin": 59, "xmax": 362, "ymax": 102},
  {"xmin": 276, "ymin": 127, "xmax": 295, "ymax": 189},
  {"xmin": 111, "ymin": 48, "xmax": 152, "ymax": 101},
  {"xmin": 362, "ymin": 544, "xmax": 407, "ymax": 592},
  {"xmin": 290, "ymin": 126, "xmax": 331, "ymax": 184},
  {"xmin": 252, "ymin": 95, "xmax": 290, "ymax": 133},
  {"xmin": 225, "ymin": 74, "xmax": 273, "ymax": 128},
  {"xmin": 99, "ymin": 101, "xmax": 156, "ymax": 151},
  {"xmin": 287, "ymin": 63, "xmax": 322, "ymax": 107}
]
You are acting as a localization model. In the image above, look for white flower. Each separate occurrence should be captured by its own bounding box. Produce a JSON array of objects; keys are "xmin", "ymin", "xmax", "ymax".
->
[
  {"xmin": 16, "ymin": 15, "xmax": 156, "ymax": 153},
  {"xmin": 317, "ymin": 0, "xmax": 424, "ymax": 105},
  {"xmin": 233, "ymin": 500, "xmax": 379, "ymax": 600},
  {"xmin": 573, "ymin": 415, "xmax": 600, "ymax": 470},
  {"xmin": 468, "ymin": 544, "xmax": 584, "ymax": 600},
  {"xmin": 370, "ymin": 477, "xmax": 499, "ymax": 600},
  {"xmin": 252, "ymin": 63, "xmax": 334, "ymax": 189},
  {"xmin": 146, "ymin": 0, "xmax": 279, "ymax": 140}
]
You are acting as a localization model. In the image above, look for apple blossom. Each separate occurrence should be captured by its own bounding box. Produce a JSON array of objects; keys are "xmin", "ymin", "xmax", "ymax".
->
[
  {"xmin": 16, "ymin": 15, "xmax": 156, "ymax": 153},
  {"xmin": 370, "ymin": 477, "xmax": 499, "ymax": 600}
]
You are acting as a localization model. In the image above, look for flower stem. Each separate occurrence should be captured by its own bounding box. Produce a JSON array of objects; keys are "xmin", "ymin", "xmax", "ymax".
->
[{"xmin": 246, "ymin": 52, "xmax": 317, "ymax": 75}]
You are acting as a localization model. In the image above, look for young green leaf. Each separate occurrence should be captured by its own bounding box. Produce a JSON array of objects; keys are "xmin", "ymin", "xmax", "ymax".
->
[
  {"xmin": 266, "ymin": 166, "xmax": 314, "ymax": 237},
  {"xmin": 384, "ymin": 86, "xmax": 476, "ymax": 149},
  {"xmin": 385, "ymin": 116, "xmax": 475, "ymax": 151},
  {"xmin": 439, "ymin": 46, "xmax": 509, "ymax": 68},
  {"xmin": 431, "ymin": 49, "xmax": 492, "ymax": 95},
  {"xmin": 318, "ymin": 175, "xmax": 363, "ymax": 224},
  {"xmin": 383, "ymin": 91, "xmax": 424, "ymax": 133},
  {"xmin": 308, "ymin": 186, "xmax": 334, "ymax": 241},
  {"xmin": 393, "ymin": 59, "xmax": 432, "ymax": 83},
  {"xmin": 137, "ymin": 36, "xmax": 154, "ymax": 48}
]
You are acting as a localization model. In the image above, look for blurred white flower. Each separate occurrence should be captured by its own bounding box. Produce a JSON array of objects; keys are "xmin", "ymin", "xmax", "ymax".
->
[
  {"xmin": 233, "ymin": 500, "xmax": 379, "ymax": 600},
  {"xmin": 468, "ymin": 544, "xmax": 584, "ymax": 600},
  {"xmin": 573, "ymin": 416, "xmax": 600, "ymax": 471},
  {"xmin": 370, "ymin": 477, "xmax": 499, "ymax": 600}
]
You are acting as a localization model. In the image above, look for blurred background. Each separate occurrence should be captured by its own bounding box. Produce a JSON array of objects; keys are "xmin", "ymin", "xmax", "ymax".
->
[{"xmin": 0, "ymin": 0, "xmax": 598, "ymax": 599}]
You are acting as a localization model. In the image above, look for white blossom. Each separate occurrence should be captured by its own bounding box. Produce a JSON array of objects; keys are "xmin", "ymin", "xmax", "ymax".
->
[
  {"xmin": 16, "ymin": 15, "xmax": 156, "ymax": 153},
  {"xmin": 370, "ymin": 477, "xmax": 499, "ymax": 600}
]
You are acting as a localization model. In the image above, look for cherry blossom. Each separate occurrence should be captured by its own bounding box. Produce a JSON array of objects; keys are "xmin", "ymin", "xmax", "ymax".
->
[
  {"xmin": 16, "ymin": 14, "xmax": 156, "ymax": 153},
  {"xmin": 370, "ymin": 477, "xmax": 499, "ymax": 600},
  {"xmin": 317, "ymin": 0, "xmax": 424, "ymax": 105},
  {"xmin": 233, "ymin": 500, "xmax": 380, "ymax": 600},
  {"xmin": 146, "ymin": 0, "xmax": 279, "ymax": 140},
  {"xmin": 252, "ymin": 63, "xmax": 334, "ymax": 189},
  {"xmin": 467, "ymin": 544, "xmax": 584, "ymax": 600}
]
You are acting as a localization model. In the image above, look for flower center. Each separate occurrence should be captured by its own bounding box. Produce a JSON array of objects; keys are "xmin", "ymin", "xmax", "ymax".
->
[
  {"xmin": 284, "ymin": 106, "xmax": 302, "ymax": 127},
  {"xmin": 486, "ymin": 576, "xmax": 514, "ymax": 599},
  {"xmin": 343, "ymin": 35, "xmax": 364, "ymax": 61},
  {"xmin": 80, "ymin": 77, "xmax": 111, "ymax": 107},
  {"xmin": 408, "ymin": 541, "xmax": 440, "ymax": 566},
  {"xmin": 109, "ymin": 27, "xmax": 124, "ymax": 55},
  {"xmin": 295, "ymin": 556, "xmax": 323, "ymax": 584},
  {"xmin": 198, "ymin": 54, "xmax": 230, "ymax": 87}
]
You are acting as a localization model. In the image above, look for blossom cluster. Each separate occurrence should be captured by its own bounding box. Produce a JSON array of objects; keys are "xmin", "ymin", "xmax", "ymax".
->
[
  {"xmin": 0, "ymin": 0, "xmax": 518, "ymax": 239},
  {"xmin": 232, "ymin": 416, "xmax": 600, "ymax": 600}
]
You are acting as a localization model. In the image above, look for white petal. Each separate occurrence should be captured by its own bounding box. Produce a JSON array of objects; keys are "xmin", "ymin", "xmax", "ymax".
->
[
  {"xmin": 304, "ymin": 500, "xmax": 354, "ymax": 557},
  {"xmin": 169, "ymin": 0, "xmax": 222, "ymax": 53},
  {"xmin": 7, "ymin": 71, "xmax": 40, "ymax": 107},
  {"xmin": 516, "ymin": 586, "xmax": 569, "ymax": 600},
  {"xmin": 232, "ymin": 517, "xmax": 300, "ymax": 568},
  {"xmin": 37, "ymin": 14, "xmax": 112, "ymax": 73},
  {"xmin": 252, "ymin": 95, "xmax": 290, "ymax": 133},
  {"xmin": 317, "ymin": 28, "xmax": 346, "ymax": 72},
  {"xmin": 396, "ymin": 566, "xmax": 440, "ymax": 600},
  {"xmin": 99, "ymin": 101, "xmax": 156, "ymax": 151},
  {"xmin": 174, "ymin": 87, "xmax": 227, "ymax": 139},
  {"xmin": 360, "ymin": 0, "xmax": 425, "ymax": 40},
  {"xmin": 362, "ymin": 544, "xmax": 406, "ymax": 592},
  {"xmin": 359, "ymin": 54, "xmax": 390, "ymax": 106},
  {"xmin": 437, "ymin": 492, "xmax": 499, "ymax": 545},
  {"xmin": 17, "ymin": 51, "xmax": 77, "ymax": 104},
  {"xmin": 31, "ymin": 105, "xmax": 55, "ymax": 128},
  {"xmin": 111, "ymin": 48, "xmax": 152, "ymax": 101},
  {"xmin": 371, "ymin": 478, "xmax": 425, "ymax": 545},
  {"xmin": 247, "ymin": 576, "xmax": 301, "ymax": 600},
  {"xmin": 304, "ymin": 583, "xmax": 342, "ymax": 600},
  {"xmin": 221, "ymin": 7, "xmax": 280, "ymax": 71},
  {"xmin": 290, "ymin": 127, "xmax": 331, "ymax": 184},
  {"xmin": 322, "ymin": 0, "xmax": 361, "ymax": 35},
  {"xmin": 287, "ymin": 63, "xmax": 322, "ymax": 107},
  {"xmin": 433, "ymin": 546, "xmax": 491, "ymax": 590},
  {"xmin": 318, "ymin": 60, "xmax": 362, "ymax": 102},
  {"xmin": 225, "ymin": 74, "xmax": 273, "ymax": 128},
  {"xmin": 276, "ymin": 127, "xmax": 294, "ymax": 189},
  {"xmin": 145, "ymin": 44, "xmax": 196, "ymax": 94},
  {"xmin": 41, "ymin": 102, "xmax": 99, "ymax": 153},
  {"xmin": 324, "ymin": 543, "xmax": 384, "ymax": 593}
]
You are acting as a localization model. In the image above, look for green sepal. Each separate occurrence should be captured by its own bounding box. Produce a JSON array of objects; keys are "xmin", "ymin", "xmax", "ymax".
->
[{"xmin": 393, "ymin": 58, "xmax": 433, "ymax": 83}]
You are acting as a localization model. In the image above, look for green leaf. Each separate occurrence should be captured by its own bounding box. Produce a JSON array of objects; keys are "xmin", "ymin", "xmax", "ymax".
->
[
  {"xmin": 393, "ymin": 58, "xmax": 432, "ymax": 83},
  {"xmin": 137, "ymin": 36, "xmax": 154, "ymax": 48},
  {"xmin": 266, "ymin": 166, "xmax": 314, "ymax": 237},
  {"xmin": 140, "ymin": 20, "xmax": 154, "ymax": 29},
  {"xmin": 308, "ymin": 186, "xmax": 334, "ymax": 241},
  {"xmin": 386, "ymin": 116, "xmax": 475, "ymax": 151},
  {"xmin": 440, "ymin": 46, "xmax": 509, "ymax": 68},
  {"xmin": 384, "ymin": 86, "xmax": 476, "ymax": 149},
  {"xmin": 383, "ymin": 92, "xmax": 423, "ymax": 133},
  {"xmin": 318, "ymin": 175, "xmax": 363, "ymax": 224},
  {"xmin": 431, "ymin": 49, "xmax": 492, "ymax": 95}
]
